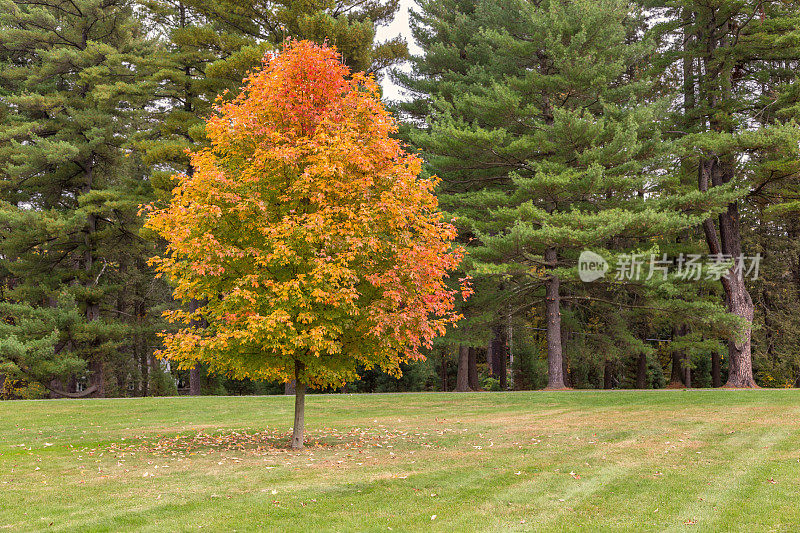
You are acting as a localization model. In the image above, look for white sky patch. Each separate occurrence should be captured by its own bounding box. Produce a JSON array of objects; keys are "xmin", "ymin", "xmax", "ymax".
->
[{"xmin": 376, "ymin": 0, "xmax": 420, "ymax": 101}]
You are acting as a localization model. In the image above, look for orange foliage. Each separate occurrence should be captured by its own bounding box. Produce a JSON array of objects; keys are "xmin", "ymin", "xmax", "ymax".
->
[{"xmin": 144, "ymin": 41, "xmax": 469, "ymax": 387}]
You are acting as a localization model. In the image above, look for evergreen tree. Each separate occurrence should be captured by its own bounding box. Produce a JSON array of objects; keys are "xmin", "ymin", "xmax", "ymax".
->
[
  {"xmin": 402, "ymin": 0, "xmax": 708, "ymax": 389},
  {"xmin": 647, "ymin": 0, "xmax": 800, "ymax": 387},
  {"xmin": 0, "ymin": 0, "xmax": 156, "ymax": 396}
]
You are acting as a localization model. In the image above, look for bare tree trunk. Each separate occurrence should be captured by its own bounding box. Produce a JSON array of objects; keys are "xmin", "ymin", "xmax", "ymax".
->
[
  {"xmin": 486, "ymin": 339, "xmax": 495, "ymax": 377},
  {"xmin": 684, "ymin": 355, "xmax": 692, "ymax": 388},
  {"xmin": 440, "ymin": 348, "xmax": 449, "ymax": 391},
  {"xmin": 285, "ymin": 380, "xmax": 296, "ymax": 395},
  {"xmin": 696, "ymin": 14, "xmax": 757, "ymax": 388},
  {"xmin": 562, "ymin": 352, "xmax": 571, "ymax": 388},
  {"xmin": 711, "ymin": 351, "xmax": 722, "ymax": 387},
  {"xmin": 188, "ymin": 366, "xmax": 201, "ymax": 396},
  {"xmin": 467, "ymin": 347, "xmax": 479, "ymax": 390},
  {"xmin": 291, "ymin": 361, "xmax": 306, "ymax": 450},
  {"xmin": 456, "ymin": 345, "xmax": 470, "ymax": 391},
  {"xmin": 603, "ymin": 360, "xmax": 614, "ymax": 390},
  {"xmin": 498, "ymin": 328, "xmax": 507, "ymax": 390},
  {"xmin": 544, "ymin": 247, "xmax": 565, "ymax": 389},
  {"xmin": 723, "ymin": 271, "xmax": 756, "ymax": 387},
  {"xmin": 90, "ymin": 358, "xmax": 105, "ymax": 397},
  {"xmin": 636, "ymin": 353, "xmax": 647, "ymax": 389},
  {"xmin": 188, "ymin": 299, "xmax": 206, "ymax": 396},
  {"xmin": 489, "ymin": 326, "xmax": 507, "ymax": 389},
  {"xmin": 669, "ymin": 325, "xmax": 687, "ymax": 387}
]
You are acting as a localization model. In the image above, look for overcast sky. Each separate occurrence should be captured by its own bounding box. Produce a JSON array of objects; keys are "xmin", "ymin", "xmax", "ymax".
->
[{"xmin": 376, "ymin": 0, "xmax": 420, "ymax": 101}]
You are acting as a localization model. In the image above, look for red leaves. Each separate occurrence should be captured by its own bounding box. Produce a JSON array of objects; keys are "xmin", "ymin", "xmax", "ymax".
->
[{"xmin": 145, "ymin": 41, "xmax": 468, "ymax": 387}]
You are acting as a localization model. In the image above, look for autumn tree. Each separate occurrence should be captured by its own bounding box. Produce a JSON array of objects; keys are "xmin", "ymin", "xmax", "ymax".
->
[{"xmin": 145, "ymin": 41, "xmax": 467, "ymax": 448}]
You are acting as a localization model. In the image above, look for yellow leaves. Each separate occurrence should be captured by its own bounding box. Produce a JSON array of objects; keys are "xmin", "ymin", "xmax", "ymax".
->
[{"xmin": 143, "ymin": 41, "xmax": 465, "ymax": 389}]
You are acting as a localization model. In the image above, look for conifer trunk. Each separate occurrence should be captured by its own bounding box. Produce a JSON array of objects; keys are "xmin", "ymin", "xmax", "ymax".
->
[
  {"xmin": 489, "ymin": 326, "xmax": 507, "ymax": 388},
  {"xmin": 669, "ymin": 325, "xmax": 687, "ymax": 387},
  {"xmin": 711, "ymin": 351, "xmax": 722, "ymax": 387},
  {"xmin": 603, "ymin": 360, "xmax": 614, "ymax": 390},
  {"xmin": 291, "ymin": 360, "xmax": 306, "ymax": 450},
  {"xmin": 544, "ymin": 247, "xmax": 565, "ymax": 389},
  {"xmin": 468, "ymin": 347, "xmax": 479, "ymax": 390},
  {"xmin": 456, "ymin": 345, "xmax": 470, "ymax": 391},
  {"xmin": 696, "ymin": 14, "xmax": 757, "ymax": 389},
  {"xmin": 636, "ymin": 353, "xmax": 647, "ymax": 389}
]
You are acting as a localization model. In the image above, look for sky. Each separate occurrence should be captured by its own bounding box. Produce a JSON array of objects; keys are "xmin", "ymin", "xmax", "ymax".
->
[{"xmin": 376, "ymin": 0, "xmax": 421, "ymax": 101}]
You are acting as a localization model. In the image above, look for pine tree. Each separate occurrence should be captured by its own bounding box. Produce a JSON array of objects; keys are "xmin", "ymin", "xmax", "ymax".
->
[
  {"xmin": 646, "ymin": 0, "xmax": 800, "ymax": 387},
  {"xmin": 403, "ymin": 0, "xmax": 709, "ymax": 389},
  {"xmin": 0, "ymin": 0, "xmax": 156, "ymax": 396}
]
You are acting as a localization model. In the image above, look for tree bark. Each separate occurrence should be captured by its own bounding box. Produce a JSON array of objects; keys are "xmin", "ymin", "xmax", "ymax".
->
[
  {"xmin": 189, "ymin": 366, "xmax": 201, "ymax": 396},
  {"xmin": 544, "ymin": 247, "xmax": 565, "ymax": 389},
  {"xmin": 291, "ymin": 361, "xmax": 306, "ymax": 450},
  {"xmin": 440, "ymin": 348, "xmax": 448, "ymax": 391},
  {"xmin": 603, "ymin": 360, "xmax": 614, "ymax": 390},
  {"xmin": 284, "ymin": 380, "xmax": 296, "ymax": 395},
  {"xmin": 467, "ymin": 347, "xmax": 479, "ymax": 391},
  {"xmin": 562, "ymin": 351, "xmax": 571, "ymax": 388},
  {"xmin": 90, "ymin": 358, "xmax": 105, "ymax": 397},
  {"xmin": 188, "ymin": 298, "xmax": 206, "ymax": 396},
  {"xmin": 723, "ymin": 271, "xmax": 756, "ymax": 387},
  {"xmin": 695, "ymin": 14, "xmax": 757, "ymax": 388},
  {"xmin": 684, "ymin": 354, "xmax": 692, "ymax": 388},
  {"xmin": 711, "ymin": 351, "xmax": 722, "ymax": 387},
  {"xmin": 669, "ymin": 325, "xmax": 687, "ymax": 388},
  {"xmin": 489, "ymin": 326, "xmax": 507, "ymax": 389},
  {"xmin": 456, "ymin": 345, "xmax": 470, "ymax": 391},
  {"xmin": 636, "ymin": 352, "xmax": 647, "ymax": 389}
]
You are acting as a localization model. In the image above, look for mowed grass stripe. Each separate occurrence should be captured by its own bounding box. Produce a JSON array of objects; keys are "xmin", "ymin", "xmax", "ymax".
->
[{"xmin": 3, "ymin": 391, "xmax": 800, "ymax": 531}]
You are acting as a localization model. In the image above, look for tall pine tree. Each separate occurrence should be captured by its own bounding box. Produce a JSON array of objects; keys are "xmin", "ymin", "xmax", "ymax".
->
[
  {"xmin": 402, "ymin": 0, "xmax": 711, "ymax": 388},
  {"xmin": 0, "ymin": 0, "xmax": 155, "ymax": 396},
  {"xmin": 647, "ymin": 0, "xmax": 800, "ymax": 386}
]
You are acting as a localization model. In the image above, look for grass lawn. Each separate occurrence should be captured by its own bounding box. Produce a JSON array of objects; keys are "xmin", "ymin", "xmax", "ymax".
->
[{"xmin": 2, "ymin": 390, "xmax": 800, "ymax": 532}]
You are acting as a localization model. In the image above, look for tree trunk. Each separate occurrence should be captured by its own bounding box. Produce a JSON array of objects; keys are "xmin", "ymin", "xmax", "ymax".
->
[
  {"xmin": 684, "ymin": 354, "xmax": 692, "ymax": 388},
  {"xmin": 669, "ymin": 325, "xmax": 687, "ymax": 387},
  {"xmin": 711, "ymin": 351, "xmax": 722, "ymax": 387},
  {"xmin": 498, "ymin": 328, "xmax": 507, "ymax": 390},
  {"xmin": 456, "ymin": 345, "xmax": 470, "ymax": 391},
  {"xmin": 285, "ymin": 380, "xmax": 296, "ymax": 395},
  {"xmin": 603, "ymin": 360, "xmax": 614, "ymax": 390},
  {"xmin": 90, "ymin": 358, "xmax": 105, "ymax": 397},
  {"xmin": 544, "ymin": 247, "xmax": 565, "ymax": 389},
  {"xmin": 440, "ymin": 349, "xmax": 448, "ymax": 391},
  {"xmin": 291, "ymin": 361, "xmax": 306, "ymax": 450},
  {"xmin": 188, "ymin": 298, "xmax": 206, "ymax": 396},
  {"xmin": 467, "ymin": 347, "xmax": 479, "ymax": 390},
  {"xmin": 562, "ymin": 351, "xmax": 571, "ymax": 388},
  {"xmin": 696, "ymin": 15, "xmax": 757, "ymax": 388},
  {"xmin": 636, "ymin": 352, "xmax": 647, "ymax": 389},
  {"xmin": 486, "ymin": 339, "xmax": 495, "ymax": 377},
  {"xmin": 490, "ymin": 325, "xmax": 507, "ymax": 389},
  {"xmin": 723, "ymin": 271, "xmax": 757, "ymax": 387},
  {"xmin": 189, "ymin": 366, "xmax": 201, "ymax": 396}
]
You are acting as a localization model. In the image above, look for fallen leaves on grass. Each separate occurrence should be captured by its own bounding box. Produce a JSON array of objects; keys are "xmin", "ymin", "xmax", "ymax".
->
[{"xmin": 106, "ymin": 426, "xmax": 437, "ymax": 459}]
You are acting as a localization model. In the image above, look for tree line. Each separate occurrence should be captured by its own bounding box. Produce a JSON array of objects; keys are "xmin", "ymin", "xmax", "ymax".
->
[{"xmin": 1, "ymin": 0, "xmax": 799, "ymax": 398}]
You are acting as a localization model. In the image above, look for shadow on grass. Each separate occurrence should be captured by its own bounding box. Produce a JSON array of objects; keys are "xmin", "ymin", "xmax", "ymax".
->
[{"xmin": 107, "ymin": 426, "xmax": 436, "ymax": 457}]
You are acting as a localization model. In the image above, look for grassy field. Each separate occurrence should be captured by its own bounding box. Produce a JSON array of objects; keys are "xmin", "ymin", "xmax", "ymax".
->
[{"xmin": 2, "ymin": 391, "xmax": 800, "ymax": 532}]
